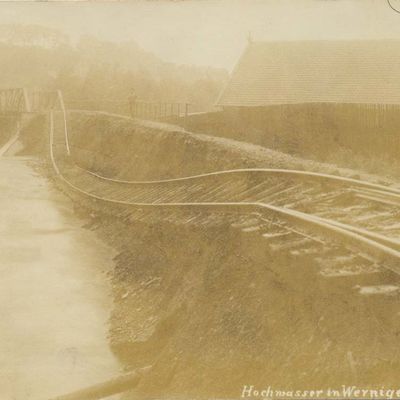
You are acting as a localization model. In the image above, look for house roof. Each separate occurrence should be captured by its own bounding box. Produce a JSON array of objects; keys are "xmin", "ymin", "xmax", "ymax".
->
[{"xmin": 216, "ymin": 40, "xmax": 400, "ymax": 106}]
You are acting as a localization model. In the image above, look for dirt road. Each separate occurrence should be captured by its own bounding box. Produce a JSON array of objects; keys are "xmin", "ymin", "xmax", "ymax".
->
[{"xmin": 0, "ymin": 157, "xmax": 120, "ymax": 399}]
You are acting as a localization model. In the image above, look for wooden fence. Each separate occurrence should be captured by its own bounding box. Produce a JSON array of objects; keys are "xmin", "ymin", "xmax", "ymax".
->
[{"xmin": 65, "ymin": 98, "xmax": 190, "ymax": 121}]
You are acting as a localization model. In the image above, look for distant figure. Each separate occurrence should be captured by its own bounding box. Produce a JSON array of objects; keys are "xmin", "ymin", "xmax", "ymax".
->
[{"xmin": 128, "ymin": 89, "xmax": 137, "ymax": 117}]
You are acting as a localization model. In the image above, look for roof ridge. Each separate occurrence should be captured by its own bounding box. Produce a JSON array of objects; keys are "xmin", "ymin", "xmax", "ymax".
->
[{"xmin": 250, "ymin": 38, "xmax": 400, "ymax": 44}]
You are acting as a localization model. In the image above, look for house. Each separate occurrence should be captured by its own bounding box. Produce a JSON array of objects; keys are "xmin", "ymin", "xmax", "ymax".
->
[
  {"xmin": 184, "ymin": 40, "xmax": 397, "ymax": 161},
  {"xmin": 217, "ymin": 40, "xmax": 400, "ymax": 108}
]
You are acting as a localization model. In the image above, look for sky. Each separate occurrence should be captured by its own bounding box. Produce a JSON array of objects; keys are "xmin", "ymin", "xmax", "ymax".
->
[{"xmin": 1, "ymin": 0, "xmax": 400, "ymax": 70}]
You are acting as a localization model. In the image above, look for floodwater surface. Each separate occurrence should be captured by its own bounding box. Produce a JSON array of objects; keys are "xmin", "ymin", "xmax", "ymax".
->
[{"xmin": 0, "ymin": 157, "xmax": 120, "ymax": 399}]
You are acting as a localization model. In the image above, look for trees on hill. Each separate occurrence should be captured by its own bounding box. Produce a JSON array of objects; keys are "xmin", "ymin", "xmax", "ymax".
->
[{"xmin": 0, "ymin": 25, "xmax": 227, "ymax": 112}]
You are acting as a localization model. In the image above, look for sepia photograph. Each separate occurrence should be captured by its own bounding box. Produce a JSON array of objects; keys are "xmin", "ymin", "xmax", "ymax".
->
[{"xmin": 1, "ymin": 0, "xmax": 400, "ymax": 399}]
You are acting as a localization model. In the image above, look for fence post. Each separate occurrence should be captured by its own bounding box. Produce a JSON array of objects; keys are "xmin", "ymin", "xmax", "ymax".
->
[
  {"xmin": 57, "ymin": 90, "xmax": 70, "ymax": 156},
  {"xmin": 22, "ymin": 88, "xmax": 31, "ymax": 113}
]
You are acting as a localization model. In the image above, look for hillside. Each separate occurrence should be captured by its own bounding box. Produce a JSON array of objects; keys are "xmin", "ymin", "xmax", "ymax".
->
[{"xmin": 0, "ymin": 24, "xmax": 228, "ymax": 111}]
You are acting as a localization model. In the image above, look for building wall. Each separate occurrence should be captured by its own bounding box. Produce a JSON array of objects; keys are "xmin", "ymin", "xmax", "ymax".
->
[{"xmin": 181, "ymin": 103, "xmax": 400, "ymax": 176}]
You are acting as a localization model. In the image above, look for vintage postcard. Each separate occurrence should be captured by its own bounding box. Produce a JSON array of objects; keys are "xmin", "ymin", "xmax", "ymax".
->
[{"xmin": 1, "ymin": 1, "xmax": 400, "ymax": 399}]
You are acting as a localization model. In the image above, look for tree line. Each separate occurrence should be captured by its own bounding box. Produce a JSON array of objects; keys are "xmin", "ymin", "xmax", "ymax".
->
[{"xmin": 0, "ymin": 24, "xmax": 228, "ymax": 112}]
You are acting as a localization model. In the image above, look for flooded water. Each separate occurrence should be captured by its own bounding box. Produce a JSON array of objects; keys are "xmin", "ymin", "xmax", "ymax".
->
[{"xmin": 0, "ymin": 157, "xmax": 120, "ymax": 399}]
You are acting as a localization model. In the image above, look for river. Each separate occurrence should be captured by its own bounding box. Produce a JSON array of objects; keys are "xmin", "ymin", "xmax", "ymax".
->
[{"xmin": 0, "ymin": 156, "xmax": 120, "ymax": 399}]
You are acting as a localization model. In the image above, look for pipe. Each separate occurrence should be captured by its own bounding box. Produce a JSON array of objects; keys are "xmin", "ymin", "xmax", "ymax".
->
[{"xmin": 49, "ymin": 366, "xmax": 150, "ymax": 400}]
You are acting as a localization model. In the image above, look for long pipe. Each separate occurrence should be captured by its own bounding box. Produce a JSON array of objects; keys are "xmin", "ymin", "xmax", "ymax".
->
[{"xmin": 48, "ymin": 367, "xmax": 150, "ymax": 400}]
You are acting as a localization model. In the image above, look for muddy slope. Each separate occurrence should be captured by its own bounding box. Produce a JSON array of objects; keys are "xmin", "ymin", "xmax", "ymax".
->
[
  {"xmin": 13, "ymin": 111, "xmax": 399, "ymax": 398},
  {"xmin": 0, "ymin": 114, "xmax": 46, "ymax": 156},
  {"xmin": 52, "ymin": 112, "xmax": 400, "ymax": 398},
  {"xmin": 181, "ymin": 105, "xmax": 400, "ymax": 180},
  {"xmin": 0, "ymin": 116, "xmax": 18, "ymax": 147},
  {"xmin": 67, "ymin": 111, "xmax": 396, "ymax": 186},
  {"xmin": 78, "ymin": 209, "xmax": 400, "ymax": 399}
]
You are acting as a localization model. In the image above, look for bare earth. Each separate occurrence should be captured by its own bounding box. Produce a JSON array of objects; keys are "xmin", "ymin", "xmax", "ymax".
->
[{"xmin": 0, "ymin": 156, "xmax": 120, "ymax": 400}]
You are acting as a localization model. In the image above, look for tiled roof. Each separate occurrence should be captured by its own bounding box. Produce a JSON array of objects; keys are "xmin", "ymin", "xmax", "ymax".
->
[{"xmin": 217, "ymin": 40, "xmax": 400, "ymax": 106}]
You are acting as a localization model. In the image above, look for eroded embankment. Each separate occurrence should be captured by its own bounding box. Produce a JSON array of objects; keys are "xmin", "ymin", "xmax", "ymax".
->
[
  {"xmin": 180, "ymin": 105, "xmax": 400, "ymax": 180},
  {"xmin": 67, "ymin": 111, "xmax": 396, "ymax": 185},
  {"xmin": 74, "ymin": 204, "xmax": 400, "ymax": 399},
  {"xmin": 0, "ymin": 113, "xmax": 47, "ymax": 157},
  {"xmin": 55, "ymin": 112, "xmax": 400, "ymax": 398},
  {"xmin": 0, "ymin": 116, "xmax": 17, "ymax": 146}
]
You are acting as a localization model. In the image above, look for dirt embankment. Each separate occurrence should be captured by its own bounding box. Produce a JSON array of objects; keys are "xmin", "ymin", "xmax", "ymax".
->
[
  {"xmin": 67, "ymin": 111, "xmax": 396, "ymax": 186},
  {"xmin": 0, "ymin": 114, "xmax": 47, "ymax": 156},
  {"xmin": 77, "ymin": 207, "xmax": 400, "ymax": 399},
  {"xmin": 10, "ymin": 111, "xmax": 400, "ymax": 398},
  {"xmin": 180, "ymin": 105, "xmax": 400, "ymax": 181},
  {"xmin": 16, "ymin": 114, "xmax": 48, "ymax": 156},
  {"xmin": 57, "ymin": 112, "xmax": 400, "ymax": 398},
  {"xmin": 0, "ymin": 116, "xmax": 17, "ymax": 146}
]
